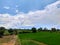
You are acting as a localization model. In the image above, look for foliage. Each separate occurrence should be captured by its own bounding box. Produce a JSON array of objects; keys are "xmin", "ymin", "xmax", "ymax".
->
[
  {"xmin": 0, "ymin": 27, "xmax": 5, "ymax": 30},
  {"xmin": 43, "ymin": 28, "xmax": 48, "ymax": 31},
  {"xmin": 38, "ymin": 27, "xmax": 42, "ymax": 31},
  {"xmin": 0, "ymin": 27, "xmax": 5, "ymax": 38},
  {"xmin": 51, "ymin": 28, "xmax": 56, "ymax": 32},
  {"xmin": 13, "ymin": 30, "xmax": 18, "ymax": 35},
  {"xmin": 4, "ymin": 30, "xmax": 10, "ymax": 36},
  {"xmin": 8, "ymin": 28, "xmax": 14, "ymax": 35},
  {"xmin": 31, "ymin": 27, "xmax": 37, "ymax": 33}
]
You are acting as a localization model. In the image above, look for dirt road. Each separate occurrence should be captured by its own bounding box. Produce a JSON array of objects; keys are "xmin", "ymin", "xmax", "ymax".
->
[{"xmin": 2, "ymin": 35, "xmax": 16, "ymax": 45}]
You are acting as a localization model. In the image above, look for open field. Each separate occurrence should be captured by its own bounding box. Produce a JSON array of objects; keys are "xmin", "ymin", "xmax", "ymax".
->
[{"xmin": 18, "ymin": 32, "xmax": 60, "ymax": 45}]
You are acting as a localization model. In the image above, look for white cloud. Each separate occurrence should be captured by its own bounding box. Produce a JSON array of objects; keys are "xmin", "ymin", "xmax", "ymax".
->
[
  {"xmin": 0, "ymin": 0, "xmax": 60, "ymax": 29},
  {"xmin": 3, "ymin": 6, "xmax": 10, "ymax": 9},
  {"xmin": 15, "ymin": 10, "xmax": 19, "ymax": 13}
]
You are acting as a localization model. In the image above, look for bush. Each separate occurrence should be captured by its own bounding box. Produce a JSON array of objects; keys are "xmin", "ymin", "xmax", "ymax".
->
[
  {"xmin": 13, "ymin": 30, "xmax": 18, "ymax": 35},
  {"xmin": 38, "ymin": 27, "xmax": 42, "ymax": 31},
  {"xmin": 51, "ymin": 28, "xmax": 56, "ymax": 32},
  {"xmin": 4, "ymin": 30, "xmax": 10, "ymax": 36},
  {"xmin": 8, "ymin": 28, "xmax": 14, "ymax": 35},
  {"xmin": 43, "ymin": 28, "xmax": 48, "ymax": 31},
  {"xmin": 0, "ymin": 27, "xmax": 5, "ymax": 38},
  {"xmin": 31, "ymin": 27, "xmax": 37, "ymax": 33}
]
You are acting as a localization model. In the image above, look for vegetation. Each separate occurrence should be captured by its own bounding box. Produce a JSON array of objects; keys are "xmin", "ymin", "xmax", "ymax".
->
[
  {"xmin": 51, "ymin": 28, "xmax": 57, "ymax": 32},
  {"xmin": 20, "ymin": 39, "xmax": 38, "ymax": 45},
  {"xmin": 18, "ymin": 32, "xmax": 60, "ymax": 45},
  {"xmin": 4, "ymin": 30, "xmax": 10, "ymax": 36},
  {"xmin": 8, "ymin": 28, "xmax": 14, "ymax": 35},
  {"xmin": 0, "ymin": 26, "xmax": 60, "ymax": 45},
  {"xmin": 31, "ymin": 27, "xmax": 37, "ymax": 33},
  {"xmin": 38, "ymin": 27, "xmax": 42, "ymax": 31},
  {"xmin": 0, "ymin": 27, "xmax": 60, "ymax": 37},
  {"xmin": 0, "ymin": 27, "xmax": 5, "ymax": 38}
]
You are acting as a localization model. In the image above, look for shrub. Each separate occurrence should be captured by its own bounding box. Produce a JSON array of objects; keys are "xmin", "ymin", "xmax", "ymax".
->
[
  {"xmin": 38, "ymin": 27, "xmax": 42, "ymax": 31},
  {"xmin": 8, "ymin": 28, "xmax": 14, "ymax": 35},
  {"xmin": 51, "ymin": 28, "xmax": 56, "ymax": 32},
  {"xmin": 4, "ymin": 30, "xmax": 10, "ymax": 36},
  {"xmin": 0, "ymin": 27, "xmax": 5, "ymax": 38},
  {"xmin": 31, "ymin": 27, "xmax": 37, "ymax": 33}
]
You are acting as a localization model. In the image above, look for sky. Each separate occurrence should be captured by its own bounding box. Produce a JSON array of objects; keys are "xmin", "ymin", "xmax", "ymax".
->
[{"xmin": 0, "ymin": 0, "xmax": 60, "ymax": 29}]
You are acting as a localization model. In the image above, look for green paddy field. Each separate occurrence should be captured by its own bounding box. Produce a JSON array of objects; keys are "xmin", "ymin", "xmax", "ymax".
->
[{"xmin": 18, "ymin": 32, "xmax": 60, "ymax": 45}]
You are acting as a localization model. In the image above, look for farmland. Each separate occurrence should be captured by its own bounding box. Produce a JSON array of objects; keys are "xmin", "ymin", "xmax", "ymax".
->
[
  {"xmin": 18, "ymin": 32, "xmax": 60, "ymax": 45},
  {"xmin": 0, "ymin": 27, "xmax": 60, "ymax": 45}
]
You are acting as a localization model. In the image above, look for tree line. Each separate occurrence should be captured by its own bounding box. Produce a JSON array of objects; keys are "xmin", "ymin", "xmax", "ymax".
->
[
  {"xmin": 0, "ymin": 27, "xmax": 17, "ymax": 38},
  {"xmin": 0, "ymin": 27, "xmax": 60, "ymax": 38},
  {"xmin": 31, "ymin": 27, "xmax": 60, "ymax": 33}
]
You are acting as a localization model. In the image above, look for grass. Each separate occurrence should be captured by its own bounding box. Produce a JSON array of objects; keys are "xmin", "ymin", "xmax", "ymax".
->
[
  {"xmin": 18, "ymin": 32, "xmax": 60, "ymax": 45},
  {"xmin": 21, "ymin": 39, "xmax": 38, "ymax": 45},
  {"xmin": 15, "ymin": 35, "xmax": 21, "ymax": 45}
]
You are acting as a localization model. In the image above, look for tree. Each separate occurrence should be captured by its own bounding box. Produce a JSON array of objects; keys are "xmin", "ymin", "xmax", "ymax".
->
[
  {"xmin": 0, "ymin": 27, "xmax": 5, "ymax": 38},
  {"xmin": 43, "ymin": 28, "xmax": 48, "ymax": 31},
  {"xmin": 4, "ymin": 30, "xmax": 10, "ymax": 36},
  {"xmin": 57, "ymin": 29, "xmax": 60, "ymax": 31},
  {"xmin": 13, "ymin": 29, "xmax": 18, "ymax": 35},
  {"xmin": 51, "ymin": 28, "xmax": 56, "ymax": 32},
  {"xmin": 8, "ymin": 28, "xmax": 14, "ymax": 35},
  {"xmin": 31, "ymin": 27, "xmax": 37, "ymax": 33},
  {"xmin": 38, "ymin": 27, "xmax": 42, "ymax": 31},
  {"xmin": 0, "ymin": 27, "xmax": 5, "ymax": 30}
]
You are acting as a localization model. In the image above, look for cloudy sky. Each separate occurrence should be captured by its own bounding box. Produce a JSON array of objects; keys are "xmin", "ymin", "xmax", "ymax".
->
[{"xmin": 0, "ymin": 0, "xmax": 60, "ymax": 29}]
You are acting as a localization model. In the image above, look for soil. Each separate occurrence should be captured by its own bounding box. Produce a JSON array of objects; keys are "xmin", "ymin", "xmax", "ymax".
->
[
  {"xmin": 0, "ymin": 35, "xmax": 47, "ymax": 45},
  {"xmin": 0, "ymin": 35, "xmax": 17, "ymax": 45}
]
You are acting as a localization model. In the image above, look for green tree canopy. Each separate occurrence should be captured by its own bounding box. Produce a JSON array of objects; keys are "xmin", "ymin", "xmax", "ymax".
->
[{"xmin": 31, "ymin": 27, "xmax": 37, "ymax": 33}]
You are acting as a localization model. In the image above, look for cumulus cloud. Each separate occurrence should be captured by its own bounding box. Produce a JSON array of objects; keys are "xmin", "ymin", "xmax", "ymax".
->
[{"xmin": 0, "ymin": 0, "xmax": 60, "ymax": 29}]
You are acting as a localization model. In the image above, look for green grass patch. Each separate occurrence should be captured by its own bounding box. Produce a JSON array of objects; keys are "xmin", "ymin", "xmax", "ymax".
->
[
  {"xmin": 18, "ymin": 32, "xmax": 60, "ymax": 45},
  {"xmin": 21, "ymin": 39, "xmax": 38, "ymax": 45}
]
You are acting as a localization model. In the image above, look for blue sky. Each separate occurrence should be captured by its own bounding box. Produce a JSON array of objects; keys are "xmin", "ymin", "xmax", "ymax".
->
[
  {"xmin": 0, "ymin": 0, "xmax": 60, "ymax": 29},
  {"xmin": 0, "ymin": 0, "xmax": 57, "ymax": 14}
]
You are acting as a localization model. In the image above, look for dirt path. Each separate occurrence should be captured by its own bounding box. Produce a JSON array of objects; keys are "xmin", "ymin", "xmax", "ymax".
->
[
  {"xmin": 2, "ymin": 35, "xmax": 16, "ymax": 45},
  {"xmin": 1, "ymin": 35, "xmax": 47, "ymax": 45},
  {"xmin": 31, "ymin": 40, "xmax": 47, "ymax": 45}
]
